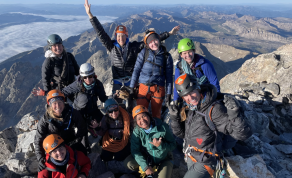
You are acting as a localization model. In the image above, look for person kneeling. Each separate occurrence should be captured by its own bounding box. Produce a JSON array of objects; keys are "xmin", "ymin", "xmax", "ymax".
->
[
  {"xmin": 38, "ymin": 134, "xmax": 91, "ymax": 178},
  {"xmin": 124, "ymin": 105, "xmax": 176, "ymax": 178}
]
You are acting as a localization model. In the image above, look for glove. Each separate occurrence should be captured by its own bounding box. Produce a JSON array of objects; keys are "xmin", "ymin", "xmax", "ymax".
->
[
  {"xmin": 168, "ymin": 104, "xmax": 179, "ymax": 118},
  {"xmin": 165, "ymin": 94, "xmax": 171, "ymax": 107},
  {"xmin": 223, "ymin": 95, "xmax": 241, "ymax": 119},
  {"xmin": 127, "ymin": 87, "xmax": 134, "ymax": 110},
  {"xmin": 38, "ymin": 157, "xmax": 46, "ymax": 172}
]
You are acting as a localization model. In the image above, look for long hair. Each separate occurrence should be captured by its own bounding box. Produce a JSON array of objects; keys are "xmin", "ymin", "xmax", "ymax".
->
[{"xmin": 46, "ymin": 106, "xmax": 63, "ymax": 122}]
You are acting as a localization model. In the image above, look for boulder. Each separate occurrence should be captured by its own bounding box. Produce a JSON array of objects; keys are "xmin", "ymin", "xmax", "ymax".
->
[
  {"xmin": 16, "ymin": 113, "xmax": 40, "ymax": 132},
  {"xmin": 226, "ymin": 155, "xmax": 275, "ymax": 178},
  {"xmin": 275, "ymin": 144, "xmax": 292, "ymax": 154},
  {"xmin": 5, "ymin": 153, "xmax": 38, "ymax": 176},
  {"xmin": 15, "ymin": 130, "xmax": 36, "ymax": 153},
  {"xmin": 0, "ymin": 127, "xmax": 19, "ymax": 165},
  {"xmin": 0, "ymin": 165, "xmax": 20, "ymax": 178}
]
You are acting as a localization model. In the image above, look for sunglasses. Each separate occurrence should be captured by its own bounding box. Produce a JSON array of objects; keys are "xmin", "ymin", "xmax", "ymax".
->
[
  {"xmin": 108, "ymin": 108, "xmax": 119, "ymax": 113},
  {"xmin": 83, "ymin": 75, "xmax": 94, "ymax": 79}
]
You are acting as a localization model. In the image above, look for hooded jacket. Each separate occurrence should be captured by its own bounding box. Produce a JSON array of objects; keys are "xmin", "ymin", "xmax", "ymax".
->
[
  {"xmin": 61, "ymin": 76, "xmax": 107, "ymax": 122},
  {"xmin": 131, "ymin": 118, "xmax": 176, "ymax": 171},
  {"xmin": 130, "ymin": 47, "xmax": 173, "ymax": 94},
  {"xmin": 34, "ymin": 104, "xmax": 87, "ymax": 163},
  {"xmin": 42, "ymin": 50, "xmax": 79, "ymax": 93},
  {"xmin": 173, "ymin": 54, "xmax": 220, "ymax": 101},
  {"xmin": 90, "ymin": 16, "xmax": 170, "ymax": 80},
  {"xmin": 38, "ymin": 145, "xmax": 91, "ymax": 178},
  {"xmin": 170, "ymin": 84, "xmax": 252, "ymax": 165}
]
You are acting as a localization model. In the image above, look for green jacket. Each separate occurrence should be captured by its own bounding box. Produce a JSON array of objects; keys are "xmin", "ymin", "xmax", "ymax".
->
[{"xmin": 131, "ymin": 118, "xmax": 176, "ymax": 171}]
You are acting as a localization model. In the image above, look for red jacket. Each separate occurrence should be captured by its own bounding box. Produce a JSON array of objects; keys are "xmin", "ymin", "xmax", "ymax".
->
[{"xmin": 38, "ymin": 145, "xmax": 91, "ymax": 178}]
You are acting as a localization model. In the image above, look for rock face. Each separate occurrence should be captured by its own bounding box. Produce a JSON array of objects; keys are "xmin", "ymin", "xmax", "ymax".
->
[{"xmin": 226, "ymin": 155, "xmax": 275, "ymax": 178}]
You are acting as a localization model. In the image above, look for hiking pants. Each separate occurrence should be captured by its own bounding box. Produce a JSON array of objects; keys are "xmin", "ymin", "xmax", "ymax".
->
[
  {"xmin": 183, "ymin": 158, "xmax": 216, "ymax": 178},
  {"xmin": 137, "ymin": 83, "xmax": 165, "ymax": 119},
  {"xmin": 100, "ymin": 141, "xmax": 131, "ymax": 162},
  {"xmin": 124, "ymin": 155, "xmax": 173, "ymax": 178}
]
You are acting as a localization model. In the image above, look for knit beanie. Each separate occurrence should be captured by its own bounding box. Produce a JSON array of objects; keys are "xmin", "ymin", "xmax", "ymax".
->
[{"xmin": 146, "ymin": 33, "xmax": 160, "ymax": 46}]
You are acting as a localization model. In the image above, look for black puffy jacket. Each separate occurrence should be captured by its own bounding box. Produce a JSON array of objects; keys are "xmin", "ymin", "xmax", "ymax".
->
[
  {"xmin": 170, "ymin": 84, "xmax": 252, "ymax": 165},
  {"xmin": 34, "ymin": 104, "xmax": 87, "ymax": 163},
  {"xmin": 90, "ymin": 16, "xmax": 170, "ymax": 80},
  {"xmin": 62, "ymin": 76, "xmax": 108, "ymax": 122},
  {"xmin": 42, "ymin": 50, "xmax": 79, "ymax": 93}
]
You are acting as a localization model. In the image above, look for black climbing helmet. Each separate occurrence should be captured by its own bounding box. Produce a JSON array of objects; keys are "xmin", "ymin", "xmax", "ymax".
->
[
  {"xmin": 175, "ymin": 73, "xmax": 200, "ymax": 97},
  {"xmin": 47, "ymin": 34, "xmax": 62, "ymax": 47}
]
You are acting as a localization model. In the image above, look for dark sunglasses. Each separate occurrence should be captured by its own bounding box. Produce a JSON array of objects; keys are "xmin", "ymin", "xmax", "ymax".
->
[
  {"xmin": 83, "ymin": 75, "xmax": 94, "ymax": 79},
  {"xmin": 108, "ymin": 108, "xmax": 119, "ymax": 113}
]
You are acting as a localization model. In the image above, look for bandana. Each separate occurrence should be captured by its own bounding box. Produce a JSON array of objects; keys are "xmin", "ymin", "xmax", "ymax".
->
[{"xmin": 49, "ymin": 96, "xmax": 64, "ymax": 106}]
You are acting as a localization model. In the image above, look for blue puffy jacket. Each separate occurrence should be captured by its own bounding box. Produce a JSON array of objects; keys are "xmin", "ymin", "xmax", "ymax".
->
[
  {"xmin": 130, "ymin": 47, "xmax": 173, "ymax": 94},
  {"xmin": 173, "ymin": 54, "xmax": 220, "ymax": 101}
]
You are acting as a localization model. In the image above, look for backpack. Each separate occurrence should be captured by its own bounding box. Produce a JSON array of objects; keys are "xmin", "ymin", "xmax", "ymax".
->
[
  {"xmin": 195, "ymin": 94, "xmax": 238, "ymax": 154},
  {"xmin": 46, "ymin": 151, "xmax": 80, "ymax": 178}
]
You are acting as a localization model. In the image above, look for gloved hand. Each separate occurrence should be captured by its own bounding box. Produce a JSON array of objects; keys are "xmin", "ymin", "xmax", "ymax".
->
[
  {"xmin": 38, "ymin": 157, "xmax": 46, "ymax": 172},
  {"xmin": 223, "ymin": 95, "xmax": 241, "ymax": 119},
  {"xmin": 168, "ymin": 104, "xmax": 179, "ymax": 118},
  {"xmin": 127, "ymin": 87, "xmax": 134, "ymax": 110},
  {"xmin": 165, "ymin": 94, "xmax": 171, "ymax": 107}
]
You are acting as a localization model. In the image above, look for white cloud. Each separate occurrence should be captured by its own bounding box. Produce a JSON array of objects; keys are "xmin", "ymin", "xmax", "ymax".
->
[{"xmin": 0, "ymin": 13, "xmax": 116, "ymax": 62}]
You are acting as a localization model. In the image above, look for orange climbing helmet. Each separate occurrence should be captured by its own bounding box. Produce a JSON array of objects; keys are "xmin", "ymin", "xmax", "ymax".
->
[
  {"xmin": 43, "ymin": 134, "xmax": 64, "ymax": 154},
  {"xmin": 46, "ymin": 89, "xmax": 65, "ymax": 105},
  {"xmin": 143, "ymin": 31, "xmax": 160, "ymax": 45},
  {"xmin": 132, "ymin": 105, "xmax": 149, "ymax": 118},
  {"xmin": 115, "ymin": 25, "xmax": 128, "ymax": 37}
]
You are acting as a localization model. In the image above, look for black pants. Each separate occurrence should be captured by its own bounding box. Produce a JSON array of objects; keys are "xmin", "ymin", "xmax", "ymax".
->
[{"xmin": 100, "ymin": 141, "xmax": 131, "ymax": 162}]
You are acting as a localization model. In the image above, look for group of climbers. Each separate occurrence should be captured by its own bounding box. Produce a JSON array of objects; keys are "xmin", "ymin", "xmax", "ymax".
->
[{"xmin": 32, "ymin": 0, "xmax": 253, "ymax": 177}]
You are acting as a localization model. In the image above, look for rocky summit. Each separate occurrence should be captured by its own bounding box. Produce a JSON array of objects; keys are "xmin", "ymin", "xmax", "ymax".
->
[{"xmin": 1, "ymin": 7, "xmax": 292, "ymax": 178}]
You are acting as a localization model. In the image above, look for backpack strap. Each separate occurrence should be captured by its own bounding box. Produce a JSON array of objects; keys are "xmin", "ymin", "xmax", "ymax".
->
[
  {"xmin": 45, "ymin": 167, "xmax": 57, "ymax": 178},
  {"xmin": 143, "ymin": 48, "xmax": 168, "ymax": 75},
  {"xmin": 73, "ymin": 151, "xmax": 81, "ymax": 172}
]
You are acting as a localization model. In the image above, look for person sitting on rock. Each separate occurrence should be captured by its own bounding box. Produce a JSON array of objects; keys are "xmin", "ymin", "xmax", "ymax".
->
[
  {"xmin": 84, "ymin": 0, "xmax": 179, "ymax": 100},
  {"xmin": 128, "ymin": 30, "xmax": 173, "ymax": 119},
  {"xmin": 38, "ymin": 134, "xmax": 91, "ymax": 178},
  {"xmin": 34, "ymin": 90, "xmax": 87, "ymax": 172},
  {"xmin": 169, "ymin": 73, "xmax": 252, "ymax": 178},
  {"xmin": 90, "ymin": 98, "xmax": 132, "ymax": 163},
  {"xmin": 173, "ymin": 38, "xmax": 220, "ymax": 106},
  {"xmin": 124, "ymin": 105, "xmax": 176, "ymax": 178},
  {"xmin": 32, "ymin": 34, "xmax": 79, "ymax": 98},
  {"xmin": 60, "ymin": 63, "xmax": 107, "ymax": 137}
]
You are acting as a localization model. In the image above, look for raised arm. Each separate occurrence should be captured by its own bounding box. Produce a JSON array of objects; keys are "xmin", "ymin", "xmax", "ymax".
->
[{"xmin": 85, "ymin": 0, "xmax": 114, "ymax": 52}]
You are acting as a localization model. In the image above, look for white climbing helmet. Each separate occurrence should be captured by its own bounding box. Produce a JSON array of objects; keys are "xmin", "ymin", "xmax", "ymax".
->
[{"xmin": 80, "ymin": 63, "xmax": 95, "ymax": 77}]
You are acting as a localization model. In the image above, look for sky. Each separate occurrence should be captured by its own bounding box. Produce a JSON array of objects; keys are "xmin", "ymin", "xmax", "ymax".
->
[{"xmin": 0, "ymin": 0, "xmax": 291, "ymax": 5}]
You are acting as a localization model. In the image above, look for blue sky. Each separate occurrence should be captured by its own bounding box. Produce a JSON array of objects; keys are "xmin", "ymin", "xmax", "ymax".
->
[{"xmin": 0, "ymin": 0, "xmax": 291, "ymax": 4}]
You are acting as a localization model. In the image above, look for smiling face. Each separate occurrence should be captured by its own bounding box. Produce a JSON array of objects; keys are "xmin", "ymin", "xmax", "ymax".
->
[
  {"xmin": 51, "ymin": 100, "xmax": 65, "ymax": 117},
  {"xmin": 148, "ymin": 39, "xmax": 160, "ymax": 51},
  {"xmin": 182, "ymin": 89, "xmax": 201, "ymax": 106},
  {"xmin": 116, "ymin": 33, "xmax": 127, "ymax": 47},
  {"xmin": 180, "ymin": 49, "xmax": 195, "ymax": 64},
  {"xmin": 51, "ymin": 44, "xmax": 63, "ymax": 56},
  {"xmin": 50, "ymin": 145, "xmax": 66, "ymax": 161},
  {"xmin": 136, "ymin": 112, "xmax": 151, "ymax": 130},
  {"xmin": 83, "ymin": 75, "xmax": 95, "ymax": 85}
]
